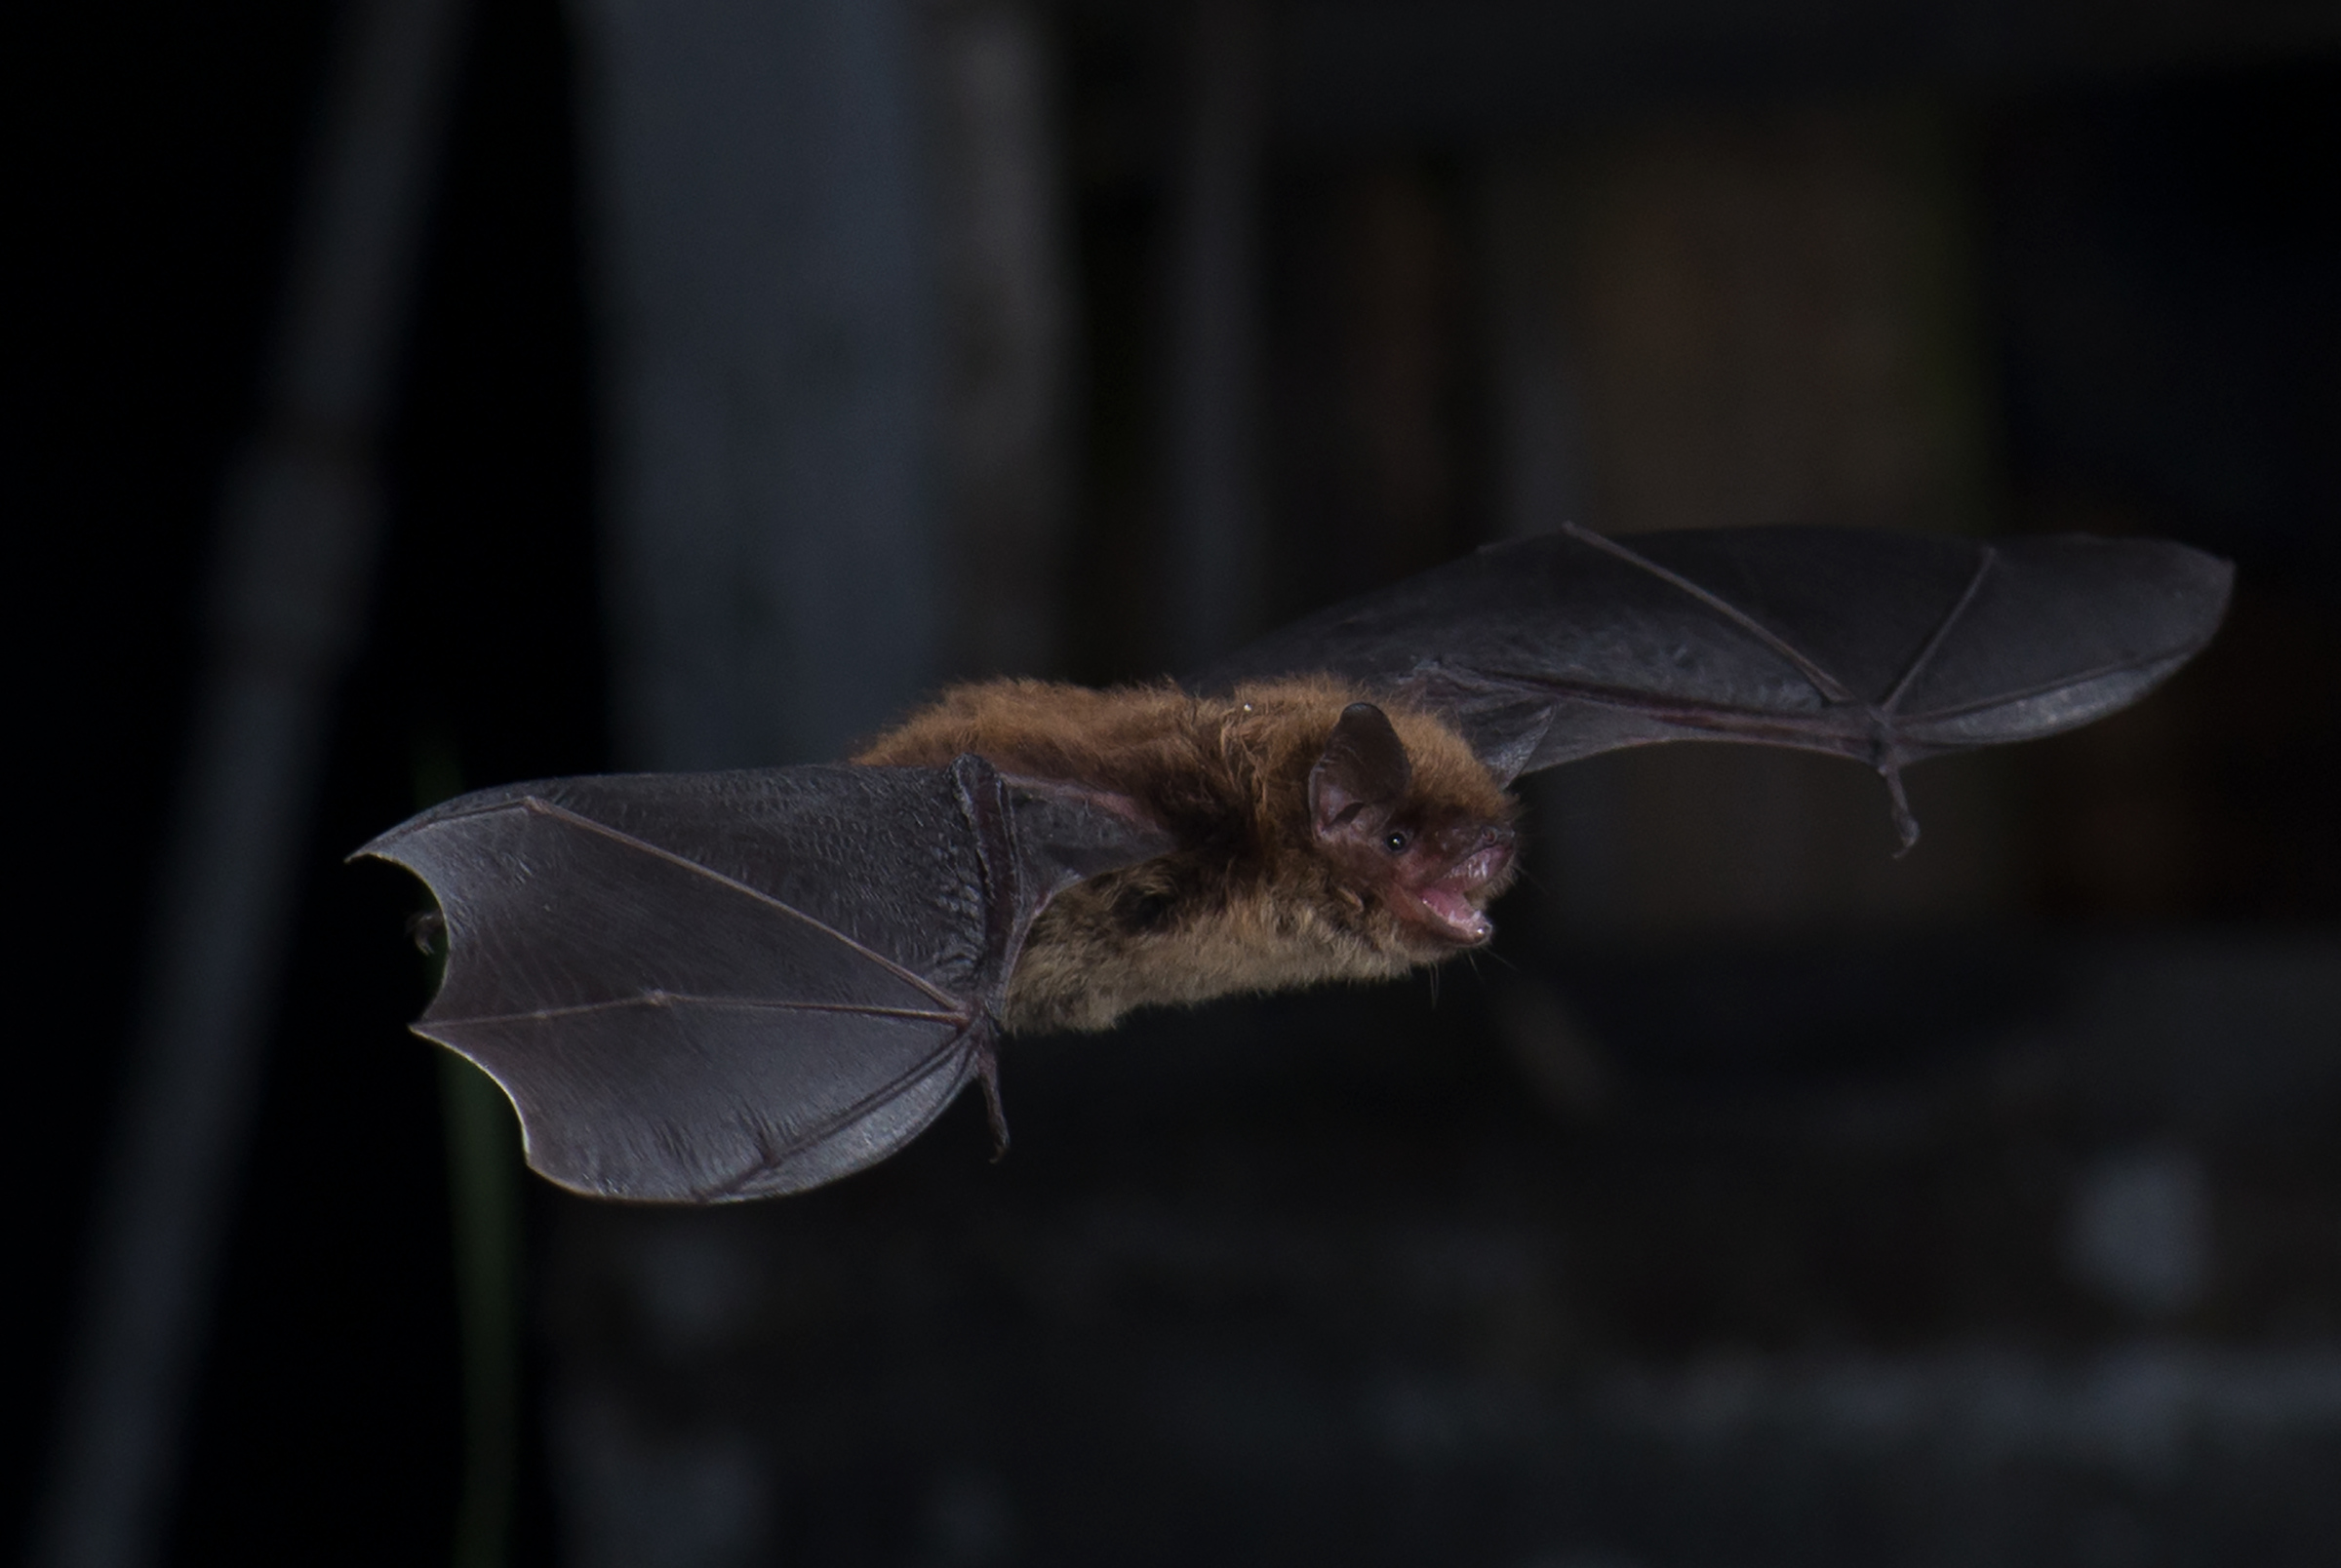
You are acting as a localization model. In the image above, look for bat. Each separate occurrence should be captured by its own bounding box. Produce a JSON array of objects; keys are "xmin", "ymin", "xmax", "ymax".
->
[{"xmin": 359, "ymin": 523, "xmax": 2231, "ymax": 1202}]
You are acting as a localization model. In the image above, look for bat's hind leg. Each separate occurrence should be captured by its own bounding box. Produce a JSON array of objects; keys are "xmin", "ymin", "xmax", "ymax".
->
[{"xmin": 974, "ymin": 1038, "xmax": 1011, "ymax": 1161}]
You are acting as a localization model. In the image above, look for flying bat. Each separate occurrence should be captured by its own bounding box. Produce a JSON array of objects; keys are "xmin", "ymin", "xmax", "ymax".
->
[{"xmin": 358, "ymin": 523, "xmax": 2231, "ymax": 1202}]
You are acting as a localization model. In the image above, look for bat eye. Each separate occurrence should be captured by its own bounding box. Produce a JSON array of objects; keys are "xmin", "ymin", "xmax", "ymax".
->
[{"xmin": 1383, "ymin": 829, "xmax": 1411, "ymax": 854}]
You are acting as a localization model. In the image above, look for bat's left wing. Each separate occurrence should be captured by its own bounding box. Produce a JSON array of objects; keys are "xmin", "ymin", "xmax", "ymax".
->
[
  {"xmin": 1197, "ymin": 523, "xmax": 2233, "ymax": 845},
  {"xmin": 358, "ymin": 758, "xmax": 1168, "ymax": 1201}
]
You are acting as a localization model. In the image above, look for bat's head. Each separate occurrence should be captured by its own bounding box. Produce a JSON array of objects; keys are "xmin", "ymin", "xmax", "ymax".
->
[{"xmin": 1306, "ymin": 701, "xmax": 1518, "ymax": 948}]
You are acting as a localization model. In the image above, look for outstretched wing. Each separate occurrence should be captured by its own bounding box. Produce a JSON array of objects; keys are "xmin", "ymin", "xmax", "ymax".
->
[
  {"xmin": 357, "ymin": 756, "xmax": 1169, "ymax": 1202},
  {"xmin": 1197, "ymin": 523, "xmax": 2233, "ymax": 844}
]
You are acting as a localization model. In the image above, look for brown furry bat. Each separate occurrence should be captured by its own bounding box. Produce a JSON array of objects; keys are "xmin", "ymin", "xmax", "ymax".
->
[
  {"xmin": 363, "ymin": 523, "xmax": 2230, "ymax": 1200},
  {"xmin": 854, "ymin": 676, "xmax": 1520, "ymax": 1034}
]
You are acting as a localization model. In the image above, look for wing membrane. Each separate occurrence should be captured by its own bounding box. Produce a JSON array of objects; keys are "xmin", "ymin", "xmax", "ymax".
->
[
  {"xmin": 1196, "ymin": 524, "xmax": 2233, "ymax": 841},
  {"xmin": 360, "ymin": 761, "xmax": 1169, "ymax": 1201}
]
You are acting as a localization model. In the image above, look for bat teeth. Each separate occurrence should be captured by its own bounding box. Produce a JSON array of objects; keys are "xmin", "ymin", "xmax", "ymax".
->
[{"xmin": 1414, "ymin": 885, "xmax": 1494, "ymax": 944}]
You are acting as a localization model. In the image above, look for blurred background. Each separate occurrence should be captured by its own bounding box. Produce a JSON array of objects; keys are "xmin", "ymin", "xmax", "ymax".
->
[{"xmin": 10, "ymin": 0, "xmax": 2340, "ymax": 1564}]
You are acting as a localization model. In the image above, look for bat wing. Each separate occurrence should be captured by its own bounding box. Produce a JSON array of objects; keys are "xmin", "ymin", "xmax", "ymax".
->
[
  {"xmin": 1197, "ymin": 523, "xmax": 2233, "ymax": 843},
  {"xmin": 357, "ymin": 757, "xmax": 1170, "ymax": 1201}
]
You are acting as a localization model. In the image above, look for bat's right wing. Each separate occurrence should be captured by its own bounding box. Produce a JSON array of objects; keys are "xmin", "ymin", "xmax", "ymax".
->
[
  {"xmin": 1198, "ymin": 523, "xmax": 2233, "ymax": 845},
  {"xmin": 358, "ymin": 757, "xmax": 1169, "ymax": 1203}
]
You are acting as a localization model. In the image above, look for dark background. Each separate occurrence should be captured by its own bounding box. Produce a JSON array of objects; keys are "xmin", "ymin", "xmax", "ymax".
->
[{"xmin": 10, "ymin": 1, "xmax": 2339, "ymax": 1564}]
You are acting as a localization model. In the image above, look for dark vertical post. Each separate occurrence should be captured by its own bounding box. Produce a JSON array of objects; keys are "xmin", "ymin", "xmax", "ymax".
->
[
  {"xmin": 30, "ymin": 2, "xmax": 469, "ymax": 1564},
  {"xmin": 1475, "ymin": 153, "xmax": 1590, "ymax": 544},
  {"xmin": 572, "ymin": 0, "xmax": 943, "ymax": 772},
  {"xmin": 1162, "ymin": 0, "xmax": 1267, "ymax": 671},
  {"xmin": 932, "ymin": 0, "xmax": 1077, "ymax": 681}
]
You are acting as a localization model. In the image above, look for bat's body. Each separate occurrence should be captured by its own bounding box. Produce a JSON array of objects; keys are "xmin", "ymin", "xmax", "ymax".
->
[
  {"xmin": 360, "ymin": 524, "xmax": 2233, "ymax": 1201},
  {"xmin": 856, "ymin": 677, "xmax": 1516, "ymax": 1033}
]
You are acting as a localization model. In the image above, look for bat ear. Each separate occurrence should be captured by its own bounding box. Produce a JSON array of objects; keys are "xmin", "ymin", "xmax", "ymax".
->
[{"xmin": 1309, "ymin": 702, "xmax": 1413, "ymax": 839}]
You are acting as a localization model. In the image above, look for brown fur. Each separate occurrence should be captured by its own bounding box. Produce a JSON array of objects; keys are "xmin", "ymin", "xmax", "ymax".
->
[{"xmin": 854, "ymin": 676, "xmax": 1517, "ymax": 1033}]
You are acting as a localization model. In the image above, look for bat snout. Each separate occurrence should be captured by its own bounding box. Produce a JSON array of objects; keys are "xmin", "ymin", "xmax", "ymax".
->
[
  {"xmin": 1448, "ymin": 824, "xmax": 1516, "ymax": 892},
  {"xmin": 1406, "ymin": 825, "xmax": 1516, "ymax": 946}
]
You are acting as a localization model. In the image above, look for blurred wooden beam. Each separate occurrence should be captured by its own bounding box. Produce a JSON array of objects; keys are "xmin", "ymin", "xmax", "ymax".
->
[{"xmin": 30, "ymin": 1, "xmax": 470, "ymax": 1563}]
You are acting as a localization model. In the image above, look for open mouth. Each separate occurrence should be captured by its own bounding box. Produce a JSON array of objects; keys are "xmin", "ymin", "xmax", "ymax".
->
[{"xmin": 1409, "ymin": 836, "xmax": 1515, "ymax": 945}]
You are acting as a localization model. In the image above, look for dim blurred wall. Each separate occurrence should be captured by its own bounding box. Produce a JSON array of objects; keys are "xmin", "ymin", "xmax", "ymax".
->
[
  {"xmin": 1552, "ymin": 106, "xmax": 1991, "ymax": 541},
  {"xmin": 1265, "ymin": 158, "xmax": 1475, "ymax": 613}
]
